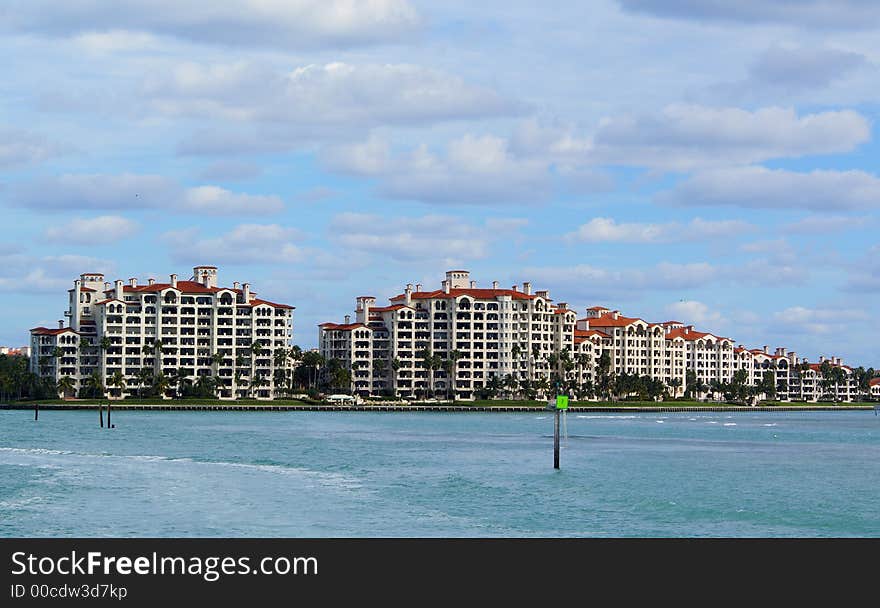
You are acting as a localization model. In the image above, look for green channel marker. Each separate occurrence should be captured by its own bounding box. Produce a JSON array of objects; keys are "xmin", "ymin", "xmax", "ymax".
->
[{"xmin": 556, "ymin": 395, "xmax": 568, "ymax": 410}]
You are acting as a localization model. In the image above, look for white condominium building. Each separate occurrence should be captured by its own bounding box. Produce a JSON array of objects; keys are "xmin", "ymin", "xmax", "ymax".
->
[
  {"xmin": 30, "ymin": 266, "xmax": 294, "ymax": 399},
  {"xmin": 320, "ymin": 270, "xmax": 866, "ymax": 402},
  {"xmin": 319, "ymin": 270, "xmax": 576, "ymax": 399}
]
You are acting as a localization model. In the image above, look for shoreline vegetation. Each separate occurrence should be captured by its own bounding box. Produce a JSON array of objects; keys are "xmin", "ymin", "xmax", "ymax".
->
[{"xmin": 1, "ymin": 398, "xmax": 875, "ymax": 412}]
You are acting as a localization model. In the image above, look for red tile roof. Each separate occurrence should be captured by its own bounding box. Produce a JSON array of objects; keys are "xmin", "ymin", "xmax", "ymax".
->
[
  {"xmin": 869, "ymin": 378, "xmax": 880, "ymax": 387},
  {"xmin": 30, "ymin": 326, "xmax": 79, "ymax": 336},
  {"xmin": 371, "ymin": 305, "xmax": 409, "ymax": 313},
  {"xmin": 105, "ymin": 281, "xmax": 247, "ymax": 295},
  {"xmin": 246, "ymin": 298, "xmax": 294, "ymax": 310},
  {"xmin": 586, "ymin": 306, "xmax": 608, "ymax": 311},
  {"xmin": 319, "ymin": 322, "xmax": 368, "ymax": 331},
  {"xmin": 585, "ymin": 313, "xmax": 645, "ymax": 327},
  {"xmin": 389, "ymin": 288, "xmax": 536, "ymax": 302}
]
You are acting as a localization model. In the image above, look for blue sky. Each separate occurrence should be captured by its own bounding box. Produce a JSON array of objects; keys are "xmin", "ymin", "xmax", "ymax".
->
[{"xmin": 1, "ymin": 0, "xmax": 878, "ymax": 365}]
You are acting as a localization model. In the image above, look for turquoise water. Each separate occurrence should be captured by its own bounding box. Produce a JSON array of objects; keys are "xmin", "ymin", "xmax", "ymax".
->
[{"xmin": 1, "ymin": 410, "xmax": 878, "ymax": 537}]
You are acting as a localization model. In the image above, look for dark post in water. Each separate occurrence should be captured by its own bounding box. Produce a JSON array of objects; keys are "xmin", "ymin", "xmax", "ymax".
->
[
  {"xmin": 99, "ymin": 402, "xmax": 104, "ymax": 428},
  {"xmin": 553, "ymin": 407, "xmax": 560, "ymax": 469},
  {"xmin": 553, "ymin": 394, "xmax": 568, "ymax": 469},
  {"xmin": 107, "ymin": 399, "xmax": 111, "ymax": 429},
  {"xmin": 34, "ymin": 402, "xmax": 39, "ymax": 421}
]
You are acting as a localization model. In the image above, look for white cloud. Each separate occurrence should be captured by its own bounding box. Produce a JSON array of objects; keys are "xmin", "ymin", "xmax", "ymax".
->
[
  {"xmin": 328, "ymin": 213, "xmax": 503, "ymax": 261},
  {"xmin": 3, "ymin": 0, "xmax": 421, "ymax": 49},
  {"xmin": 773, "ymin": 306, "xmax": 869, "ymax": 335},
  {"xmin": 1, "ymin": 128, "xmax": 60, "ymax": 168},
  {"xmin": 784, "ymin": 215, "xmax": 871, "ymax": 234},
  {"xmin": 144, "ymin": 61, "xmax": 520, "ymax": 131},
  {"xmin": 162, "ymin": 224, "xmax": 307, "ymax": 265},
  {"xmin": 664, "ymin": 300, "xmax": 723, "ymax": 325},
  {"xmin": 10, "ymin": 173, "xmax": 284, "ymax": 215},
  {"xmin": 617, "ymin": 0, "xmax": 880, "ymax": 29},
  {"xmin": 564, "ymin": 217, "xmax": 753, "ymax": 243},
  {"xmin": 324, "ymin": 133, "xmax": 554, "ymax": 204},
  {"xmin": 0, "ymin": 252, "xmax": 116, "ymax": 293},
  {"xmin": 748, "ymin": 46, "xmax": 869, "ymax": 92},
  {"xmin": 589, "ymin": 105, "xmax": 870, "ymax": 171},
  {"xmin": 73, "ymin": 30, "xmax": 161, "ymax": 54},
  {"xmin": 45, "ymin": 215, "xmax": 139, "ymax": 244},
  {"xmin": 659, "ymin": 166, "xmax": 880, "ymax": 210},
  {"xmin": 510, "ymin": 106, "xmax": 870, "ymax": 173}
]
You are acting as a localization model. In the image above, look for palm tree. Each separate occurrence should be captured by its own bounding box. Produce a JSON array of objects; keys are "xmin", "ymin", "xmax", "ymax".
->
[
  {"xmin": 56, "ymin": 375, "xmax": 75, "ymax": 399},
  {"xmin": 136, "ymin": 367, "xmax": 153, "ymax": 398},
  {"xmin": 249, "ymin": 341, "xmax": 265, "ymax": 398},
  {"xmin": 233, "ymin": 353, "xmax": 247, "ymax": 398},
  {"xmin": 109, "ymin": 370, "xmax": 126, "ymax": 399},
  {"xmin": 272, "ymin": 348, "xmax": 288, "ymax": 398},
  {"xmin": 153, "ymin": 371, "xmax": 170, "ymax": 399},
  {"xmin": 391, "ymin": 357, "xmax": 401, "ymax": 397},
  {"xmin": 668, "ymin": 377, "xmax": 683, "ymax": 398},
  {"xmin": 152, "ymin": 339, "xmax": 165, "ymax": 377}
]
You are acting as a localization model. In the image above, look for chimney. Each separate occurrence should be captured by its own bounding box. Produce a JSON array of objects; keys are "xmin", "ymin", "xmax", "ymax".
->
[
  {"xmin": 114, "ymin": 280, "xmax": 123, "ymax": 299},
  {"xmin": 233, "ymin": 281, "xmax": 241, "ymax": 291},
  {"xmin": 819, "ymin": 356, "xmax": 825, "ymax": 363},
  {"xmin": 405, "ymin": 283, "xmax": 413, "ymax": 304},
  {"xmin": 558, "ymin": 302, "xmax": 567, "ymax": 310},
  {"xmin": 536, "ymin": 290, "xmax": 549, "ymax": 299},
  {"xmin": 416, "ymin": 283, "xmax": 422, "ymax": 292},
  {"xmin": 788, "ymin": 351, "xmax": 797, "ymax": 363},
  {"xmin": 511, "ymin": 284, "xmax": 517, "ymax": 292},
  {"xmin": 344, "ymin": 315, "xmax": 351, "ymax": 324},
  {"xmin": 523, "ymin": 281, "xmax": 532, "ymax": 295},
  {"xmin": 470, "ymin": 280, "xmax": 476, "ymax": 289},
  {"xmin": 243, "ymin": 283, "xmax": 251, "ymax": 303},
  {"xmin": 104, "ymin": 281, "xmax": 110, "ymax": 292},
  {"xmin": 763, "ymin": 345, "xmax": 768, "ymax": 354},
  {"xmin": 148, "ymin": 277, "xmax": 155, "ymax": 286},
  {"xmin": 492, "ymin": 280, "xmax": 498, "ymax": 289},
  {"xmin": 129, "ymin": 277, "xmax": 137, "ymax": 287},
  {"xmin": 613, "ymin": 311, "xmax": 620, "ymax": 320},
  {"xmin": 441, "ymin": 281, "xmax": 450, "ymax": 295},
  {"xmin": 170, "ymin": 273, "xmax": 178, "ymax": 288},
  {"xmin": 58, "ymin": 320, "xmax": 64, "ymax": 329}
]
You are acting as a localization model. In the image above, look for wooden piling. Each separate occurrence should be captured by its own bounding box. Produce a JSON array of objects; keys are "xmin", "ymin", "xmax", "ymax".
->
[{"xmin": 34, "ymin": 402, "xmax": 39, "ymax": 421}]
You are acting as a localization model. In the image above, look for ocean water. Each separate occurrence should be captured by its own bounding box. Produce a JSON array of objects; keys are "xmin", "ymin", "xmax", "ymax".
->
[{"xmin": 1, "ymin": 409, "xmax": 878, "ymax": 537}]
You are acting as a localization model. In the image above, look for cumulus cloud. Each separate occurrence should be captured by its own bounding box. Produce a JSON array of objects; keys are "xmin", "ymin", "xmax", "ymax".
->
[
  {"xmin": 772, "ymin": 306, "xmax": 869, "ymax": 335},
  {"xmin": 1, "ymin": 128, "xmax": 60, "ymax": 168},
  {"xmin": 588, "ymin": 106, "xmax": 869, "ymax": 171},
  {"xmin": 524, "ymin": 255, "xmax": 808, "ymax": 301},
  {"xmin": 45, "ymin": 215, "xmax": 139, "ymax": 244},
  {"xmin": 784, "ymin": 215, "xmax": 871, "ymax": 234},
  {"xmin": 0, "ymin": 252, "xmax": 116, "ymax": 293},
  {"xmin": 659, "ymin": 167, "xmax": 880, "ymax": 211},
  {"xmin": 147, "ymin": 61, "xmax": 520, "ymax": 131},
  {"xmin": 664, "ymin": 300, "xmax": 723, "ymax": 325},
  {"xmin": 564, "ymin": 217, "xmax": 753, "ymax": 243},
  {"xmin": 162, "ymin": 224, "xmax": 307, "ymax": 265},
  {"xmin": 748, "ymin": 46, "xmax": 869, "ymax": 92},
  {"xmin": 617, "ymin": 0, "xmax": 880, "ymax": 30},
  {"xmin": 2, "ymin": 0, "xmax": 421, "ymax": 49},
  {"xmin": 324, "ymin": 133, "xmax": 554, "ymax": 204},
  {"xmin": 9, "ymin": 173, "xmax": 284, "ymax": 215},
  {"xmin": 328, "ymin": 213, "xmax": 523, "ymax": 261},
  {"xmin": 510, "ymin": 106, "xmax": 869, "ymax": 172}
]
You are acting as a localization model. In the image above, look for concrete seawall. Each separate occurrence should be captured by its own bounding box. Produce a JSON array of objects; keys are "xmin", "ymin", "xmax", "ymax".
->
[{"xmin": 1, "ymin": 403, "xmax": 873, "ymax": 413}]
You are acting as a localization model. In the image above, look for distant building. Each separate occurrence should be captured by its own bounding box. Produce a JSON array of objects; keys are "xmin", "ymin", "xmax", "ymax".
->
[
  {"xmin": 0, "ymin": 346, "xmax": 31, "ymax": 357},
  {"xmin": 29, "ymin": 266, "xmax": 295, "ymax": 399},
  {"xmin": 319, "ymin": 269, "xmax": 865, "ymax": 402}
]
